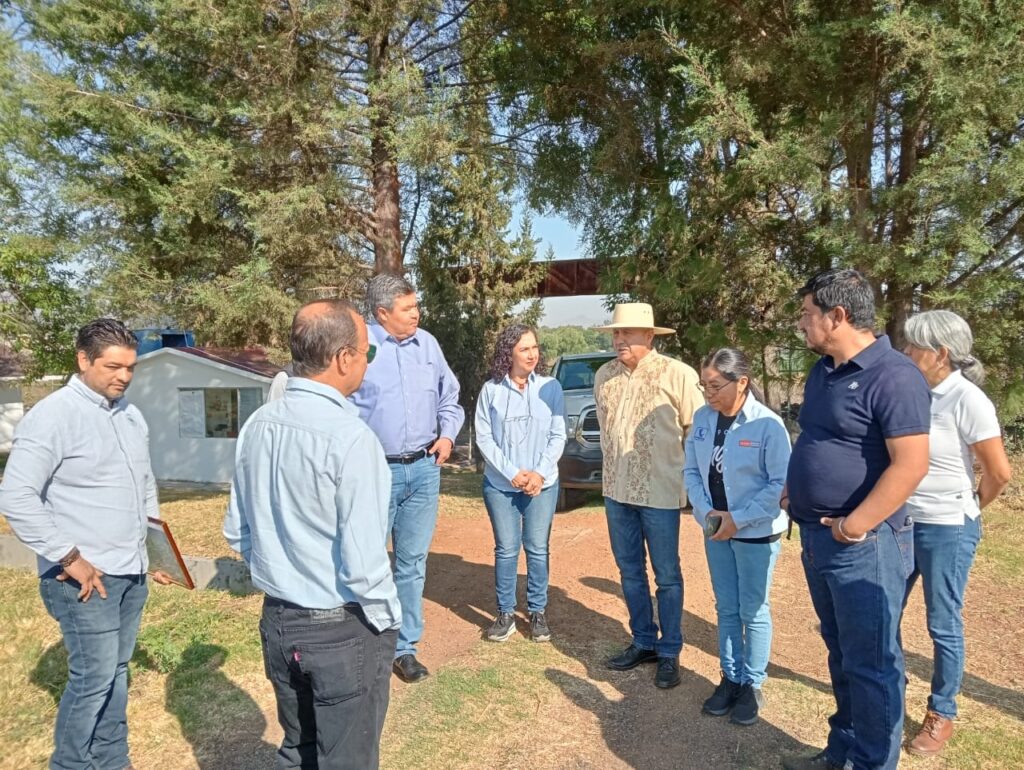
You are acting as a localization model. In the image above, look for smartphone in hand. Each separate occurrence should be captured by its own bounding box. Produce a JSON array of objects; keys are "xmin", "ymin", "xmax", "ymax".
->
[{"xmin": 704, "ymin": 513, "xmax": 723, "ymax": 538}]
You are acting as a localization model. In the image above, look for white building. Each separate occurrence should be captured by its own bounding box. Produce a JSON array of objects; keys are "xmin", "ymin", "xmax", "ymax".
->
[
  {"xmin": 128, "ymin": 346, "xmax": 282, "ymax": 483},
  {"xmin": 0, "ymin": 348, "xmax": 64, "ymax": 453}
]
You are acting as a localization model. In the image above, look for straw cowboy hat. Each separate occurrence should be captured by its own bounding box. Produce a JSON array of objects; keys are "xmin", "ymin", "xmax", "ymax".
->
[{"xmin": 595, "ymin": 303, "xmax": 675, "ymax": 335}]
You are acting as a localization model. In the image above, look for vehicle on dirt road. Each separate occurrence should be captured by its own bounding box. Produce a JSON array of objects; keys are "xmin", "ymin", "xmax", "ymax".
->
[{"xmin": 551, "ymin": 352, "xmax": 616, "ymax": 511}]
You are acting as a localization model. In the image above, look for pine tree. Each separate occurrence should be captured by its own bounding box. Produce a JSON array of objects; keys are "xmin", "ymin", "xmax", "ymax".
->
[
  {"xmin": 493, "ymin": 1, "xmax": 1024, "ymax": 410},
  {"xmin": 415, "ymin": 93, "xmax": 545, "ymax": 419},
  {"xmin": 7, "ymin": 0, "xmax": 495, "ymax": 345}
]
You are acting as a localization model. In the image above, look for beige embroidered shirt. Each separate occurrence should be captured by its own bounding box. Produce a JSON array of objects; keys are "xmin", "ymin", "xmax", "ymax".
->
[{"xmin": 594, "ymin": 351, "xmax": 704, "ymax": 509}]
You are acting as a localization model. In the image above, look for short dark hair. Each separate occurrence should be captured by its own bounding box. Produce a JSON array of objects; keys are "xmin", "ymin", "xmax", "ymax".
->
[
  {"xmin": 75, "ymin": 318, "xmax": 138, "ymax": 362},
  {"xmin": 290, "ymin": 299, "xmax": 359, "ymax": 377},
  {"xmin": 798, "ymin": 268, "xmax": 876, "ymax": 330},
  {"xmin": 490, "ymin": 323, "xmax": 546, "ymax": 382}
]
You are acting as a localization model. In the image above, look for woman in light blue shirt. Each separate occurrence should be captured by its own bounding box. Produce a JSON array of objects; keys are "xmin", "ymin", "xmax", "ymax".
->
[
  {"xmin": 683, "ymin": 348, "xmax": 790, "ymax": 727},
  {"xmin": 475, "ymin": 323, "xmax": 566, "ymax": 644}
]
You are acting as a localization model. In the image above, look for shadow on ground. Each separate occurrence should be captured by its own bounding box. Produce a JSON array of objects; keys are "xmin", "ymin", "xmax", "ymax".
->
[
  {"xmin": 30, "ymin": 640, "xmax": 276, "ymax": 770},
  {"xmin": 904, "ymin": 648, "xmax": 1024, "ymax": 721},
  {"xmin": 424, "ymin": 552, "xmax": 815, "ymax": 769},
  {"xmin": 162, "ymin": 642, "xmax": 277, "ymax": 770}
]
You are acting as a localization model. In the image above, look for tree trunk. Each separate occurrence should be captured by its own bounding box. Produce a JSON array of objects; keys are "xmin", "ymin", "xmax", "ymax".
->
[
  {"xmin": 884, "ymin": 101, "xmax": 926, "ymax": 343},
  {"xmin": 885, "ymin": 285, "xmax": 914, "ymax": 344},
  {"xmin": 367, "ymin": 29, "xmax": 403, "ymax": 276},
  {"xmin": 371, "ymin": 133, "xmax": 402, "ymax": 275}
]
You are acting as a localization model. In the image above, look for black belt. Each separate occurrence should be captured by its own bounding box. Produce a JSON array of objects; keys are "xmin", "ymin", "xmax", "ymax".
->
[{"xmin": 385, "ymin": 446, "xmax": 431, "ymax": 464}]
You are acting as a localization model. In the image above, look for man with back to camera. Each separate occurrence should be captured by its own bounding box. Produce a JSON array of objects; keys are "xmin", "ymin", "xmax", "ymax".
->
[
  {"xmin": 224, "ymin": 299, "xmax": 400, "ymax": 770},
  {"xmin": 782, "ymin": 269, "xmax": 931, "ymax": 770},
  {"xmin": 0, "ymin": 318, "xmax": 172, "ymax": 770},
  {"xmin": 350, "ymin": 273, "xmax": 465, "ymax": 683}
]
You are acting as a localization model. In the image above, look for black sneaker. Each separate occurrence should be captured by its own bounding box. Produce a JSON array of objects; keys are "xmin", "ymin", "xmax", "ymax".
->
[
  {"xmin": 530, "ymin": 611, "xmax": 551, "ymax": 642},
  {"xmin": 730, "ymin": 683, "xmax": 764, "ymax": 725},
  {"xmin": 702, "ymin": 674, "xmax": 743, "ymax": 715},
  {"xmin": 486, "ymin": 612, "xmax": 517, "ymax": 642}
]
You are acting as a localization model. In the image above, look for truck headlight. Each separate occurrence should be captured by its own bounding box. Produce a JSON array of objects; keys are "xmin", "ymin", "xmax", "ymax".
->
[{"xmin": 565, "ymin": 415, "xmax": 578, "ymax": 435}]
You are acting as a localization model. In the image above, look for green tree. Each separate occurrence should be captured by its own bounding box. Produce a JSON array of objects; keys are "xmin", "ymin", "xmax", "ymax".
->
[
  {"xmin": 538, "ymin": 325, "xmax": 610, "ymax": 361},
  {"xmin": 493, "ymin": 1, "xmax": 1024, "ymax": 410},
  {"xmin": 415, "ymin": 86, "xmax": 546, "ymax": 419},
  {"xmin": 490, "ymin": 1, "xmax": 796, "ymax": 375},
  {"xmin": 6, "ymin": 0, "xmax": 500, "ymax": 348},
  {"xmin": 1, "ymin": 21, "xmax": 89, "ymax": 375}
]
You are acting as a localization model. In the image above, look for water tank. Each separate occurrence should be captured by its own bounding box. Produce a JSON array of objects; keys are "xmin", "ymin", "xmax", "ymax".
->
[{"xmin": 133, "ymin": 328, "xmax": 195, "ymax": 356}]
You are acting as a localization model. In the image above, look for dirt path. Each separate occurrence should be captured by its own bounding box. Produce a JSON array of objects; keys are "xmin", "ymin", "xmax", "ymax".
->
[
  {"xmin": 387, "ymin": 502, "xmax": 1022, "ymax": 769},
  {"xmin": 230, "ymin": 494, "xmax": 1020, "ymax": 770}
]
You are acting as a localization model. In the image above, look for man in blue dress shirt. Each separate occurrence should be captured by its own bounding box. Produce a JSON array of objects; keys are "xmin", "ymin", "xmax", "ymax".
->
[
  {"xmin": 782, "ymin": 270, "xmax": 931, "ymax": 770},
  {"xmin": 225, "ymin": 299, "xmax": 400, "ymax": 770},
  {"xmin": 351, "ymin": 273, "xmax": 465, "ymax": 683},
  {"xmin": 0, "ymin": 318, "xmax": 172, "ymax": 770}
]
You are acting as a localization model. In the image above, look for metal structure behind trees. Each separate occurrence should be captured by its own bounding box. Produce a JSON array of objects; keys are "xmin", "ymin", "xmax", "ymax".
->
[{"xmin": 443, "ymin": 258, "xmax": 604, "ymax": 298}]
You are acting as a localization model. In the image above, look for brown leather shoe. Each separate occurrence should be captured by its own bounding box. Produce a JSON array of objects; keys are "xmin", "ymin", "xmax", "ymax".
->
[{"xmin": 907, "ymin": 710, "xmax": 954, "ymax": 756}]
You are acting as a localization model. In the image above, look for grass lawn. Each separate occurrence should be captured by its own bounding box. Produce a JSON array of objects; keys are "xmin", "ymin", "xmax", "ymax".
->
[{"xmin": 1, "ymin": 461, "xmax": 1022, "ymax": 769}]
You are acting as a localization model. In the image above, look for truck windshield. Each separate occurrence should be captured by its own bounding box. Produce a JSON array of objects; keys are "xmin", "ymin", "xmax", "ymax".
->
[{"xmin": 555, "ymin": 359, "xmax": 608, "ymax": 390}]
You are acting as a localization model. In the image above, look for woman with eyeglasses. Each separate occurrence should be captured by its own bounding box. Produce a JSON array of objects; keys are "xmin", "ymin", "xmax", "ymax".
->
[
  {"xmin": 683, "ymin": 348, "xmax": 791, "ymax": 726},
  {"xmin": 900, "ymin": 310, "xmax": 1012, "ymax": 757},
  {"xmin": 474, "ymin": 323, "xmax": 566, "ymax": 644}
]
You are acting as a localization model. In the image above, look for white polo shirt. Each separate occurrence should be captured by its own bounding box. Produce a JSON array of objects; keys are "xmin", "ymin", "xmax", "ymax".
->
[{"xmin": 907, "ymin": 370, "xmax": 1002, "ymax": 525}]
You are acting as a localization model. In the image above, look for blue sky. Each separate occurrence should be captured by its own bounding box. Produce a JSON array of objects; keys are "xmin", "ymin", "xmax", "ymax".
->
[{"xmin": 513, "ymin": 209, "xmax": 611, "ymax": 327}]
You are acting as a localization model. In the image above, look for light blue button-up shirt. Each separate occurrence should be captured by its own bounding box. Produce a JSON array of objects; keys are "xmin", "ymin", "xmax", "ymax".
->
[
  {"xmin": 350, "ymin": 322, "xmax": 465, "ymax": 456},
  {"xmin": 683, "ymin": 393, "xmax": 791, "ymax": 539},
  {"xmin": 223, "ymin": 378, "xmax": 400, "ymax": 632},
  {"xmin": 0, "ymin": 376, "xmax": 158, "ymax": 575},
  {"xmin": 474, "ymin": 372, "xmax": 567, "ymax": 493}
]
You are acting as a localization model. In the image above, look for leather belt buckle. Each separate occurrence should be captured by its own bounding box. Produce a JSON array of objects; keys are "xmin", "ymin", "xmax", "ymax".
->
[{"xmin": 386, "ymin": 448, "xmax": 428, "ymax": 464}]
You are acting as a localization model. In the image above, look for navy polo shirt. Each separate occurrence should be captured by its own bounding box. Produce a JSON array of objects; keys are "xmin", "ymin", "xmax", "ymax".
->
[{"xmin": 787, "ymin": 335, "xmax": 930, "ymax": 529}]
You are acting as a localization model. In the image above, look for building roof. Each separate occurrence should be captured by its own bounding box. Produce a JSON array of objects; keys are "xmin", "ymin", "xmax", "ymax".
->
[{"xmin": 138, "ymin": 345, "xmax": 283, "ymax": 380}]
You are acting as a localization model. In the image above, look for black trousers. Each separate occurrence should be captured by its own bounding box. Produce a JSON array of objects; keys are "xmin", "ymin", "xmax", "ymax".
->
[{"xmin": 259, "ymin": 597, "xmax": 398, "ymax": 770}]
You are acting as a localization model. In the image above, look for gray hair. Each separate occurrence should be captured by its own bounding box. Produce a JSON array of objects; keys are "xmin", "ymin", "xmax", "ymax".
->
[
  {"xmin": 365, "ymin": 273, "xmax": 415, "ymax": 320},
  {"xmin": 904, "ymin": 310, "xmax": 984, "ymax": 384},
  {"xmin": 289, "ymin": 299, "xmax": 359, "ymax": 377},
  {"xmin": 701, "ymin": 347, "xmax": 766, "ymax": 403}
]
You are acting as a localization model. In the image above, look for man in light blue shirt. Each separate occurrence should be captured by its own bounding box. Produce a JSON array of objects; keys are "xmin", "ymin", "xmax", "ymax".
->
[
  {"xmin": 350, "ymin": 274, "xmax": 465, "ymax": 683},
  {"xmin": 224, "ymin": 299, "xmax": 399, "ymax": 770},
  {"xmin": 0, "ymin": 318, "xmax": 171, "ymax": 770}
]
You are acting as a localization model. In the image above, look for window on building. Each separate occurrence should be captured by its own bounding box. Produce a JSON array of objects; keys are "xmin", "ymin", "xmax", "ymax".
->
[{"xmin": 178, "ymin": 387, "xmax": 263, "ymax": 438}]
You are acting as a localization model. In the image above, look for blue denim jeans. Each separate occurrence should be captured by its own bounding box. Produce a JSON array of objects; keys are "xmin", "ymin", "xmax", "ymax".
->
[
  {"xmin": 482, "ymin": 479, "xmax": 558, "ymax": 614},
  {"xmin": 604, "ymin": 498, "xmax": 683, "ymax": 657},
  {"xmin": 259, "ymin": 597, "xmax": 398, "ymax": 770},
  {"xmin": 904, "ymin": 516, "xmax": 981, "ymax": 719},
  {"xmin": 39, "ymin": 571, "xmax": 149, "ymax": 770},
  {"xmin": 704, "ymin": 537, "xmax": 781, "ymax": 687},
  {"xmin": 387, "ymin": 455, "xmax": 442, "ymax": 658},
  {"xmin": 800, "ymin": 521, "xmax": 914, "ymax": 770}
]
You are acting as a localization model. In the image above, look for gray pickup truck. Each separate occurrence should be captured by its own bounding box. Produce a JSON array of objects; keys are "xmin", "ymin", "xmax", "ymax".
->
[{"xmin": 551, "ymin": 352, "xmax": 616, "ymax": 510}]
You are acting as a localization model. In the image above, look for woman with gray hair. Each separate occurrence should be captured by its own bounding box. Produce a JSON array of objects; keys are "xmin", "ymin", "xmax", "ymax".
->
[{"xmin": 901, "ymin": 309, "xmax": 1013, "ymax": 757}]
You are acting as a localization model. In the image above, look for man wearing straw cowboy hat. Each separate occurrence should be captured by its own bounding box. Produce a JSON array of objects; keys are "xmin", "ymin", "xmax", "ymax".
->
[{"xmin": 593, "ymin": 302, "xmax": 704, "ymax": 689}]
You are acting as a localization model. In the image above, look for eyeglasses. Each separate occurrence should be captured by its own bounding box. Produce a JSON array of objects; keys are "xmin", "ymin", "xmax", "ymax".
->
[
  {"xmin": 337, "ymin": 343, "xmax": 377, "ymax": 364},
  {"xmin": 698, "ymin": 379, "xmax": 735, "ymax": 395}
]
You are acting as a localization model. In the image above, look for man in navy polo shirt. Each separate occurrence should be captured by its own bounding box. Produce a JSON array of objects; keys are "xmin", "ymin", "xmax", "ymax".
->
[{"xmin": 782, "ymin": 269, "xmax": 931, "ymax": 770}]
